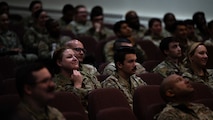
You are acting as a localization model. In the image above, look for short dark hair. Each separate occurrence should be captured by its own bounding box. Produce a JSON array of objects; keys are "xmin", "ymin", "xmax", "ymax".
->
[
  {"xmin": 16, "ymin": 63, "xmax": 46, "ymax": 97},
  {"xmin": 163, "ymin": 12, "xmax": 175, "ymax": 23},
  {"xmin": 159, "ymin": 37, "xmax": 178, "ymax": 55},
  {"xmin": 29, "ymin": 0, "xmax": 42, "ymax": 11},
  {"xmin": 62, "ymin": 4, "xmax": 74, "ymax": 15},
  {"xmin": 192, "ymin": 11, "xmax": 205, "ymax": 22},
  {"xmin": 184, "ymin": 19, "xmax": 195, "ymax": 26},
  {"xmin": 170, "ymin": 20, "xmax": 186, "ymax": 33},
  {"xmin": 90, "ymin": 5, "xmax": 103, "ymax": 20},
  {"xmin": 113, "ymin": 20, "xmax": 127, "ymax": 34},
  {"xmin": 148, "ymin": 18, "xmax": 161, "ymax": 28},
  {"xmin": 114, "ymin": 47, "xmax": 136, "ymax": 70},
  {"xmin": 113, "ymin": 38, "xmax": 131, "ymax": 51}
]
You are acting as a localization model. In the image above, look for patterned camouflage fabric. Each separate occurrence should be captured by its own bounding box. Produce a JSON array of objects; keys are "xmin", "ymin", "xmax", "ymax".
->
[
  {"xmin": 101, "ymin": 73, "xmax": 147, "ymax": 108},
  {"xmin": 85, "ymin": 27, "xmax": 114, "ymax": 41},
  {"xmin": 67, "ymin": 21, "xmax": 92, "ymax": 35},
  {"xmin": 156, "ymin": 102, "xmax": 213, "ymax": 120},
  {"xmin": 153, "ymin": 58, "xmax": 186, "ymax": 78},
  {"xmin": 103, "ymin": 62, "xmax": 146, "ymax": 75},
  {"xmin": 23, "ymin": 25, "xmax": 48, "ymax": 55},
  {"xmin": 38, "ymin": 35, "xmax": 70, "ymax": 59},
  {"xmin": 182, "ymin": 68, "xmax": 213, "ymax": 89},
  {"xmin": 80, "ymin": 64, "xmax": 100, "ymax": 76},
  {"xmin": 53, "ymin": 71, "xmax": 101, "ymax": 109},
  {"xmin": 15, "ymin": 101, "xmax": 65, "ymax": 120}
]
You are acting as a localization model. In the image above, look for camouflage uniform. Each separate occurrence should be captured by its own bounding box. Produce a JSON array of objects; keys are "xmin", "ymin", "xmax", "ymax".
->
[
  {"xmin": 85, "ymin": 27, "xmax": 114, "ymax": 42},
  {"xmin": 182, "ymin": 68, "xmax": 213, "ymax": 89},
  {"xmin": 143, "ymin": 34, "xmax": 165, "ymax": 47},
  {"xmin": 57, "ymin": 17, "xmax": 69, "ymax": 28},
  {"xmin": 204, "ymin": 38, "xmax": 213, "ymax": 46},
  {"xmin": 0, "ymin": 30, "xmax": 37, "ymax": 63},
  {"xmin": 80, "ymin": 64, "xmax": 100, "ymax": 76},
  {"xmin": 152, "ymin": 58, "xmax": 186, "ymax": 78},
  {"xmin": 53, "ymin": 71, "xmax": 101, "ymax": 109},
  {"xmin": 15, "ymin": 101, "xmax": 65, "ymax": 120},
  {"xmin": 157, "ymin": 102, "xmax": 213, "ymax": 120},
  {"xmin": 67, "ymin": 21, "xmax": 92, "ymax": 35},
  {"xmin": 23, "ymin": 25, "xmax": 48, "ymax": 55},
  {"xmin": 38, "ymin": 35, "xmax": 71, "ymax": 59},
  {"xmin": 104, "ymin": 40, "xmax": 147, "ymax": 63},
  {"xmin": 22, "ymin": 16, "xmax": 34, "ymax": 30},
  {"xmin": 131, "ymin": 26, "xmax": 146, "ymax": 39},
  {"xmin": 103, "ymin": 62, "xmax": 146, "ymax": 75},
  {"xmin": 101, "ymin": 73, "xmax": 147, "ymax": 108}
]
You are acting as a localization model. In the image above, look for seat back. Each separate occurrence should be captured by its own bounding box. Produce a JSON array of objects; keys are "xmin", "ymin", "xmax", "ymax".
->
[
  {"xmin": 1, "ymin": 78, "xmax": 17, "ymax": 95},
  {"xmin": 206, "ymin": 46, "xmax": 213, "ymax": 69},
  {"xmin": 142, "ymin": 60, "xmax": 162, "ymax": 72},
  {"xmin": 133, "ymin": 85, "xmax": 165, "ymax": 120},
  {"xmin": 49, "ymin": 92, "xmax": 88, "ymax": 120},
  {"xmin": 137, "ymin": 73, "xmax": 163, "ymax": 85},
  {"xmin": 191, "ymin": 83, "xmax": 213, "ymax": 100},
  {"xmin": 0, "ymin": 94, "xmax": 20, "ymax": 120},
  {"xmin": 136, "ymin": 40, "xmax": 160, "ymax": 60},
  {"xmin": 88, "ymin": 88, "xmax": 131, "ymax": 120},
  {"xmin": 96, "ymin": 107, "xmax": 137, "ymax": 120}
]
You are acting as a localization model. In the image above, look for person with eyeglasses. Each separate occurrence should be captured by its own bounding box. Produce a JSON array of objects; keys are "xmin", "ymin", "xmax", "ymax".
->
[
  {"xmin": 67, "ymin": 5, "xmax": 92, "ymax": 36},
  {"xmin": 85, "ymin": 5, "xmax": 114, "ymax": 42},
  {"xmin": 52, "ymin": 47, "xmax": 101, "ymax": 112},
  {"xmin": 65, "ymin": 39, "xmax": 100, "ymax": 76},
  {"xmin": 14, "ymin": 63, "xmax": 65, "ymax": 120}
]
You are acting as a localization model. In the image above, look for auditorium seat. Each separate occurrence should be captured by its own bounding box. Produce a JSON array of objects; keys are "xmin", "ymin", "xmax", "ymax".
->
[
  {"xmin": 1, "ymin": 77, "xmax": 17, "ymax": 95},
  {"xmin": 137, "ymin": 73, "xmax": 163, "ymax": 85},
  {"xmin": 88, "ymin": 88, "xmax": 131, "ymax": 120},
  {"xmin": 96, "ymin": 107, "xmax": 137, "ymax": 120},
  {"xmin": 49, "ymin": 92, "xmax": 88, "ymax": 120},
  {"xmin": 133, "ymin": 85, "xmax": 165, "ymax": 120},
  {"xmin": 142, "ymin": 60, "xmax": 162, "ymax": 72}
]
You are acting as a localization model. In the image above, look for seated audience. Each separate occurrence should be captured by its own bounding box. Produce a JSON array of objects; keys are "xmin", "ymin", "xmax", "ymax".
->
[
  {"xmin": 85, "ymin": 5, "xmax": 114, "ymax": 41},
  {"xmin": 14, "ymin": 63, "xmax": 65, "ymax": 120},
  {"xmin": 143, "ymin": 18, "xmax": 166, "ymax": 47},
  {"xmin": 38, "ymin": 18, "xmax": 70, "ymax": 60},
  {"xmin": 157, "ymin": 74, "xmax": 213, "ymax": 120},
  {"xmin": 182, "ymin": 42, "xmax": 213, "ymax": 89},
  {"xmin": 125, "ymin": 10, "xmax": 146, "ymax": 39},
  {"xmin": 0, "ymin": 12, "xmax": 37, "ymax": 63},
  {"xmin": 23, "ymin": 9, "xmax": 49, "ymax": 55},
  {"xmin": 204, "ymin": 20, "xmax": 213, "ymax": 46},
  {"xmin": 65, "ymin": 39, "xmax": 100, "ymax": 75},
  {"xmin": 101, "ymin": 47, "xmax": 147, "ymax": 108},
  {"xmin": 184, "ymin": 19, "xmax": 203, "ymax": 43},
  {"xmin": 171, "ymin": 21, "xmax": 190, "ymax": 55},
  {"xmin": 104, "ymin": 20, "xmax": 146, "ymax": 64},
  {"xmin": 22, "ymin": 0, "xmax": 43, "ymax": 30},
  {"xmin": 68, "ymin": 5, "xmax": 92, "ymax": 36},
  {"xmin": 52, "ymin": 47, "xmax": 101, "ymax": 110},
  {"xmin": 193, "ymin": 11, "xmax": 210, "ymax": 41},
  {"xmin": 103, "ymin": 38, "xmax": 146, "ymax": 75},
  {"xmin": 57, "ymin": 4, "xmax": 74, "ymax": 28},
  {"xmin": 162, "ymin": 12, "xmax": 176, "ymax": 37},
  {"xmin": 153, "ymin": 37, "xmax": 186, "ymax": 78}
]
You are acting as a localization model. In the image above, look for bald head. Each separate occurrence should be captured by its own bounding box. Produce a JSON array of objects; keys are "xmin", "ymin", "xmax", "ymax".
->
[
  {"xmin": 160, "ymin": 74, "xmax": 194, "ymax": 102},
  {"xmin": 65, "ymin": 39, "xmax": 85, "ymax": 62},
  {"xmin": 125, "ymin": 10, "xmax": 140, "ymax": 30}
]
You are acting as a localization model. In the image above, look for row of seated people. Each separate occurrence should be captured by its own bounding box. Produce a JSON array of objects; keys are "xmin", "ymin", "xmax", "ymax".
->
[
  {"xmin": 2, "ymin": 1, "xmax": 213, "ymax": 66},
  {"xmin": 1, "ymin": 79, "xmax": 213, "ymax": 120}
]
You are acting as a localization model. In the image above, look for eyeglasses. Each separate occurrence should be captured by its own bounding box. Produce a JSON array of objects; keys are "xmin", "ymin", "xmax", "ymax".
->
[{"xmin": 73, "ymin": 48, "xmax": 86, "ymax": 53}]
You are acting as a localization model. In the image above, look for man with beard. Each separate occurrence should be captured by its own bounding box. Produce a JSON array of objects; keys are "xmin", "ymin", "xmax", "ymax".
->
[
  {"xmin": 153, "ymin": 37, "xmax": 186, "ymax": 78},
  {"xmin": 157, "ymin": 74, "xmax": 213, "ymax": 120},
  {"xmin": 101, "ymin": 47, "xmax": 147, "ymax": 108},
  {"xmin": 14, "ymin": 63, "xmax": 65, "ymax": 120}
]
